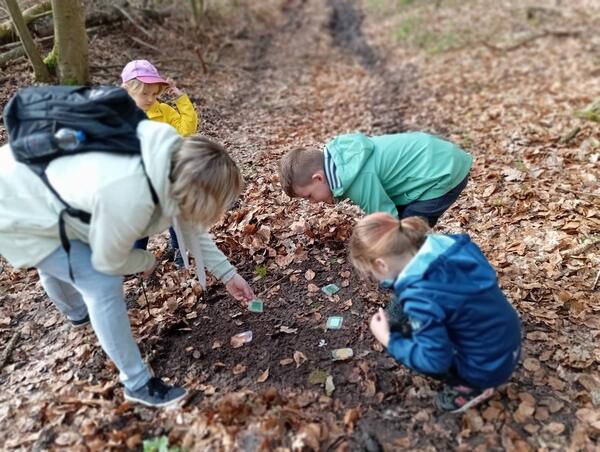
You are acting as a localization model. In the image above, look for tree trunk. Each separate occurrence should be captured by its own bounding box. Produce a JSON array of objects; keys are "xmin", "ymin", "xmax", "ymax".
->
[
  {"xmin": 50, "ymin": 0, "xmax": 88, "ymax": 84},
  {"xmin": 0, "ymin": 1, "xmax": 51, "ymax": 44},
  {"xmin": 190, "ymin": 0, "xmax": 205, "ymax": 27},
  {"xmin": 3, "ymin": 0, "xmax": 52, "ymax": 82}
]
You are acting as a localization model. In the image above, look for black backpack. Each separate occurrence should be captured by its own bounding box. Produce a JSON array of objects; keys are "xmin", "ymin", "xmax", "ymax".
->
[{"xmin": 3, "ymin": 85, "xmax": 158, "ymax": 279}]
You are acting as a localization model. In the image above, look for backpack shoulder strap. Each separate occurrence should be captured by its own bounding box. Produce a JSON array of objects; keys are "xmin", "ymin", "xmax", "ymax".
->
[{"xmin": 140, "ymin": 158, "xmax": 159, "ymax": 205}]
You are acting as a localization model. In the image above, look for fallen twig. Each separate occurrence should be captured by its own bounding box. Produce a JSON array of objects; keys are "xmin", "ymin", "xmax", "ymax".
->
[
  {"xmin": 0, "ymin": 1, "xmax": 51, "ymax": 44},
  {"xmin": 559, "ymin": 126, "xmax": 581, "ymax": 145},
  {"xmin": 258, "ymin": 270, "xmax": 301, "ymax": 297},
  {"xmin": 592, "ymin": 268, "xmax": 600, "ymax": 291},
  {"xmin": 483, "ymin": 29, "xmax": 581, "ymax": 52},
  {"xmin": 0, "ymin": 330, "xmax": 20, "ymax": 371},
  {"xmin": 112, "ymin": 4, "xmax": 153, "ymax": 39},
  {"xmin": 562, "ymin": 236, "xmax": 600, "ymax": 256},
  {"xmin": 140, "ymin": 277, "xmax": 152, "ymax": 318},
  {"xmin": 129, "ymin": 35, "xmax": 161, "ymax": 53},
  {"xmin": 557, "ymin": 187, "xmax": 600, "ymax": 199},
  {"xmin": 0, "ymin": 45, "xmax": 25, "ymax": 68},
  {"xmin": 0, "ymin": 26, "xmax": 102, "ymax": 68}
]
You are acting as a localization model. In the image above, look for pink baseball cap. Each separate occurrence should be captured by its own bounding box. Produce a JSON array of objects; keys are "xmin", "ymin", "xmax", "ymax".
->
[{"xmin": 121, "ymin": 59, "xmax": 167, "ymax": 84}]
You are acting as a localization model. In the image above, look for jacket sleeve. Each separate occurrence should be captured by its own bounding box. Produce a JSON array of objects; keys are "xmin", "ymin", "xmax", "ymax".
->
[
  {"xmin": 162, "ymin": 95, "xmax": 199, "ymax": 137},
  {"xmin": 196, "ymin": 231, "xmax": 237, "ymax": 282},
  {"xmin": 346, "ymin": 172, "xmax": 398, "ymax": 217},
  {"xmin": 386, "ymin": 297, "xmax": 454, "ymax": 375},
  {"xmin": 88, "ymin": 177, "xmax": 156, "ymax": 275}
]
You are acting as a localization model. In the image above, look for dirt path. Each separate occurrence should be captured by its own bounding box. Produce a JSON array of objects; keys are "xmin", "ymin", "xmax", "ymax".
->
[{"xmin": 1, "ymin": 0, "xmax": 599, "ymax": 450}]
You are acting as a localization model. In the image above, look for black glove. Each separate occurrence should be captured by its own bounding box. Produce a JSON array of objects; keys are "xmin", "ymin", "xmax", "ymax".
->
[{"xmin": 385, "ymin": 294, "xmax": 412, "ymax": 338}]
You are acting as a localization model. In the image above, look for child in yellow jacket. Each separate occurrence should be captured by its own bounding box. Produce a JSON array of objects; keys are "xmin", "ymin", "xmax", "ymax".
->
[
  {"xmin": 121, "ymin": 59, "xmax": 198, "ymax": 136},
  {"xmin": 121, "ymin": 59, "xmax": 199, "ymax": 266}
]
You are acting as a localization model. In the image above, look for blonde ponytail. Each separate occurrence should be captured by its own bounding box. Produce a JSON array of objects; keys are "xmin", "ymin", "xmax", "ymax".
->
[{"xmin": 350, "ymin": 213, "xmax": 430, "ymax": 276}]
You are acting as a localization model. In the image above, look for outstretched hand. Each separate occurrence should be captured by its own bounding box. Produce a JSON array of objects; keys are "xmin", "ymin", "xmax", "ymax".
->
[
  {"xmin": 370, "ymin": 308, "xmax": 391, "ymax": 347},
  {"xmin": 224, "ymin": 274, "xmax": 255, "ymax": 303}
]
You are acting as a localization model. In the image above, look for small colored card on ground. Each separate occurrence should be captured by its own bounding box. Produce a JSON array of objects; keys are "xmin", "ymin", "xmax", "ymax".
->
[
  {"xmin": 248, "ymin": 298, "xmax": 264, "ymax": 313},
  {"xmin": 231, "ymin": 330, "xmax": 253, "ymax": 348},
  {"xmin": 326, "ymin": 316, "xmax": 344, "ymax": 330},
  {"xmin": 321, "ymin": 284, "xmax": 340, "ymax": 295},
  {"xmin": 331, "ymin": 348, "xmax": 353, "ymax": 361}
]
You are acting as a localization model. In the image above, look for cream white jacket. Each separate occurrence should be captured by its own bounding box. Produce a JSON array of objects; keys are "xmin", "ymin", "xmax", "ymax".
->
[{"xmin": 0, "ymin": 120, "xmax": 235, "ymax": 285}]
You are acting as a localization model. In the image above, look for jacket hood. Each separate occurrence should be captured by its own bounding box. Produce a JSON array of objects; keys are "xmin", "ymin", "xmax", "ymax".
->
[
  {"xmin": 325, "ymin": 133, "xmax": 374, "ymax": 197},
  {"xmin": 393, "ymin": 234, "xmax": 499, "ymax": 295},
  {"xmin": 137, "ymin": 120, "xmax": 182, "ymax": 218}
]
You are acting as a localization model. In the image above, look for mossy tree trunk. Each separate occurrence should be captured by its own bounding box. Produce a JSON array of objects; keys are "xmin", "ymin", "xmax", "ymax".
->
[
  {"xmin": 190, "ymin": 0, "xmax": 205, "ymax": 27},
  {"xmin": 3, "ymin": 0, "xmax": 52, "ymax": 82},
  {"xmin": 50, "ymin": 0, "xmax": 88, "ymax": 85}
]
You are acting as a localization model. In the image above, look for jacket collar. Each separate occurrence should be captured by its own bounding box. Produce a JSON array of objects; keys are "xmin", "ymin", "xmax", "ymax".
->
[
  {"xmin": 145, "ymin": 102, "xmax": 162, "ymax": 120},
  {"xmin": 391, "ymin": 234, "xmax": 456, "ymax": 291},
  {"xmin": 323, "ymin": 146, "xmax": 342, "ymax": 192}
]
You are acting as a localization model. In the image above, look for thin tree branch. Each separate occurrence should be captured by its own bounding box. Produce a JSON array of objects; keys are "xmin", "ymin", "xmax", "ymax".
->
[
  {"xmin": 112, "ymin": 4, "xmax": 153, "ymax": 39},
  {"xmin": 483, "ymin": 29, "xmax": 581, "ymax": 52},
  {"xmin": 129, "ymin": 35, "xmax": 161, "ymax": 52}
]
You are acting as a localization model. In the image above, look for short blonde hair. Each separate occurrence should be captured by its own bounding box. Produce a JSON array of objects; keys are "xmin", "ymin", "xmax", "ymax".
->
[
  {"xmin": 350, "ymin": 213, "xmax": 430, "ymax": 276},
  {"xmin": 170, "ymin": 136, "xmax": 243, "ymax": 226},
  {"xmin": 122, "ymin": 79, "xmax": 167, "ymax": 96},
  {"xmin": 279, "ymin": 148, "xmax": 323, "ymax": 197}
]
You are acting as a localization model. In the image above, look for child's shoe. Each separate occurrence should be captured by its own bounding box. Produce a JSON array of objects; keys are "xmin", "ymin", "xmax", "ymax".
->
[
  {"xmin": 435, "ymin": 385, "xmax": 494, "ymax": 413},
  {"xmin": 173, "ymin": 249, "xmax": 185, "ymax": 269},
  {"xmin": 124, "ymin": 377, "xmax": 187, "ymax": 408},
  {"xmin": 70, "ymin": 314, "xmax": 90, "ymax": 328}
]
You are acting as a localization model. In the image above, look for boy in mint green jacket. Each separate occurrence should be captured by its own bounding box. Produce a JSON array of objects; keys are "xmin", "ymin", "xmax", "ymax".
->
[{"xmin": 279, "ymin": 132, "xmax": 472, "ymax": 226}]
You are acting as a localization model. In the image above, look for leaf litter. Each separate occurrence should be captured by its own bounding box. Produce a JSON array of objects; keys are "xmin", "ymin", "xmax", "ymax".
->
[{"xmin": 0, "ymin": 0, "xmax": 599, "ymax": 450}]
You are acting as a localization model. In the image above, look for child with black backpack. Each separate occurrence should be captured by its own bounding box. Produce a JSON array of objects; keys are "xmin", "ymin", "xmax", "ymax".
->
[
  {"xmin": 121, "ymin": 59, "xmax": 199, "ymax": 267},
  {"xmin": 0, "ymin": 86, "xmax": 254, "ymax": 408},
  {"xmin": 349, "ymin": 212, "xmax": 521, "ymax": 413}
]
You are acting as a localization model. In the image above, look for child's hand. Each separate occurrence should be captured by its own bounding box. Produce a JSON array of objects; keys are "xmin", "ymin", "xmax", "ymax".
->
[
  {"xmin": 225, "ymin": 274, "xmax": 255, "ymax": 302},
  {"xmin": 370, "ymin": 308, "xmax": 391, "ymax": 347},
  {"xmin": 165, "ymin": 78, "xmax": 183, "ymax": 97}
]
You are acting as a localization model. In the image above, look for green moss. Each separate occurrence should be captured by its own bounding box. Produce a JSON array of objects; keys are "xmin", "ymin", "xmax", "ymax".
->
[
  {"xmin": 143, "ymin": 436, "xmax": 180, "ymax": 452},
  {"xmin": 43, "ymin": 47, "xmax": 58, "ymax": 76},
  {"xmin": 254, "ymin": 264, "xmax": 268, "ymax": 279},
  {"xmin": 513, "ymin": 160, "xmax": 527, "ymax": 172},
  {"xmin": 394, "ymin": 15, "xmax": 421, "ymax": 42},
  {"xmin": 575, "ymin": 110, "xmax": 600, "ymax": 123},
  {"xmin": 62, "ymin": 77, "xmax": 79, "ymax": 86}
]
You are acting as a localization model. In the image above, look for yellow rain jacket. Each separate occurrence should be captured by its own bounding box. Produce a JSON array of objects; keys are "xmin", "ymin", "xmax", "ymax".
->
[{"xmin": 146, "ymin": 94, "xmax": 198, "ymax": 137}]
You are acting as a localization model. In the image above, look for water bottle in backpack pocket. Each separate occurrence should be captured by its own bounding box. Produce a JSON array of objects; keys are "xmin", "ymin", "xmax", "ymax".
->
[{"xmin": 19, "ymin": 128, "xmax": 87, "ymax": 163}]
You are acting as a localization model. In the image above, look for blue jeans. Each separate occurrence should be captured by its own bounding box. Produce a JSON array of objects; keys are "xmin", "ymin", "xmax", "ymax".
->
[
  {"xmin": 397, "ymin": 174, "xmax": 469, "ymax": 226},
  {"xmin": 36, "ymin": 241, "xmax": 151, "ymax": 391},
  {"xmin": 133, "ymin": 226, "xmax": 179, "ymax": 251}
]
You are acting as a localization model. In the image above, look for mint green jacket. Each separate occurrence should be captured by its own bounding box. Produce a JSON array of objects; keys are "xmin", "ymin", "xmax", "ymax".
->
[{"xmin": 326, "ymin": 132, "xmax": 472, "ymax": 217}]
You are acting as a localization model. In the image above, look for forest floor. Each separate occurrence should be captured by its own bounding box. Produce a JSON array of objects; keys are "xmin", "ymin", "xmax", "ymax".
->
[{"xmin": 0, "ymin": 0, "xmax": 599, "ymax": 450}]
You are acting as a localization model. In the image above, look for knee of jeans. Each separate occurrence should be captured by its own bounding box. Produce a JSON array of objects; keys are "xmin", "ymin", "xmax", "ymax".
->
[{"xmin": 80, "ymin": 278, "xmax": 124, "ymax": 308}]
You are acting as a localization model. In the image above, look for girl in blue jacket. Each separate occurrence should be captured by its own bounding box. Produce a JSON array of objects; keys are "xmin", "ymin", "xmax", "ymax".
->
[{"xmin": 350, "ymin": 213, "xmax": 521, "ymax": 413}]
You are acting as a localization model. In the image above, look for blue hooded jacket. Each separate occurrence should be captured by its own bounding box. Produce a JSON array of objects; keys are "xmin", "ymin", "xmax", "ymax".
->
[{"xmin": 386, "ymin": 234, "xmax": 521, "ymax": 388}]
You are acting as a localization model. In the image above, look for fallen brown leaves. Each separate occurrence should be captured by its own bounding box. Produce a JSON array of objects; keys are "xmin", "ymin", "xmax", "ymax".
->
[{"xmin": 0, "ymin": 0, "xmax": 599, "ymax": 450}]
